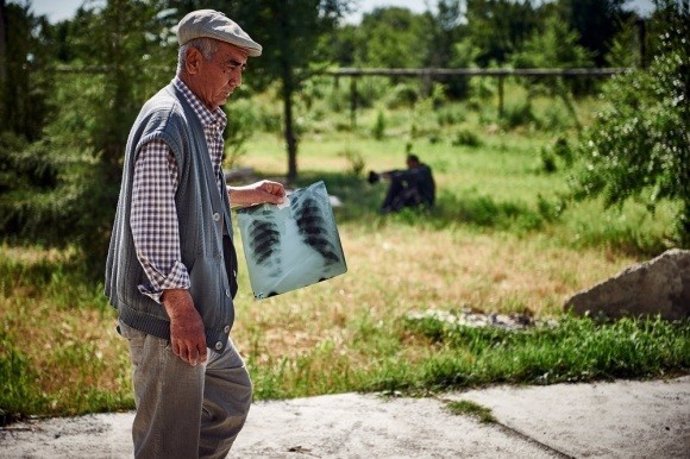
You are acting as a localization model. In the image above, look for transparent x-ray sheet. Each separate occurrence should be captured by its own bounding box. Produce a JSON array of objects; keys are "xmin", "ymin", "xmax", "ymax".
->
[{"xmin": 236, "ymin": 181, "xmax": 347, "ymax": 299}]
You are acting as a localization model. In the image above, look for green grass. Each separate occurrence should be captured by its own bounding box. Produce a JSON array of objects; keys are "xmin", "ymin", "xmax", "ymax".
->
[
  {"xmin": 446, "ymin": 400, "xmax": 497, "ymax": 423},
  {"xmin": 242, "ymin": 313, "xmax": 690, "ymax": 400},
  {"xmin": 1, "ymin": 88, "xmax": 688, "ymax": 424}
]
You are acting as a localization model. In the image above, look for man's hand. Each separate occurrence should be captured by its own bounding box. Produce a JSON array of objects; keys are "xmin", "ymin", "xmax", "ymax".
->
[
  {"xmin": 161, "ymin": 289, "xmax": 207, "ymax": 366},
  {"xmin": 228, "ymin": 180, "xmax": 286, "ymax": 207}
]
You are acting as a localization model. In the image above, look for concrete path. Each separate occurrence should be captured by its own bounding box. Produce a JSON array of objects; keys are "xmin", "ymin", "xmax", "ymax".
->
[{"xmin": 1, "ymin": 376, "xmax": 688, "ymax": 458}]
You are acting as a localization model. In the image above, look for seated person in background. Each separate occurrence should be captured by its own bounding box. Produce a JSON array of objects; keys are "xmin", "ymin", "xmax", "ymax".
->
[{"xmin": 368, "ymin": 154, "xmax": 436, "ymax": 213}]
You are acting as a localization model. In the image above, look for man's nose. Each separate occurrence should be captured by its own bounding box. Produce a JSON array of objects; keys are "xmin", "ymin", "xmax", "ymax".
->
[{"xmin": 231, "ymin": 68, "xmax": 242, "ymax": 87}]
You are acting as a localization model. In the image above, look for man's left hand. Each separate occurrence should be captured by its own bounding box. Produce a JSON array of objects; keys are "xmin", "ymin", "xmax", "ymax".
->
[{"xmin": 228, "ymin": 180, "xmax": 286, "ymax": 206}]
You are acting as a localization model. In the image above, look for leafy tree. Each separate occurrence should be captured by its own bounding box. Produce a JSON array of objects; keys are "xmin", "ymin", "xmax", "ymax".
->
[
  {"xmin": 512, "ymin": 14, "xmax": 592, "ymax": 70},
  {"xmin": 556, "ymin": 0, "xmax": 631, "ymax": 67},
  {"xmin": 317, "ymin": 22, "xmax": 358, "ymax": 67},
  {"xmin": 606, "ymin": 16, "xmax": 644, "ymax": 68},
  {"xmin": 465, "ymin": 0, "xmax": 539, "ymax": 66},
  {"xmin": 0, "ymin": 1, "xmax": 53, "ymax": 141},
  {"xmin": 224, "ymin": 0, "xmax": 353, "ymax": 181},
  {"xmin": 511, "ymin": 13, "xmax": 593, "ymax": 127},
  {"xmin": 355, "ymin": 7, "xmax": 431, "ymax": 68},
  {"xmin": 425, "ymin": 0, "xmax": 464, "ymax": 66},
  {"xmin": 425, "ymin": 0, "xmax": 468, "ymax": 97},
  {"xmin": 0, "ymin": 0, "xmax": 176, "ymax": 270},
  {"xmin": 572, "ymin": 0, "xmax": 690, "ymax": 245}
]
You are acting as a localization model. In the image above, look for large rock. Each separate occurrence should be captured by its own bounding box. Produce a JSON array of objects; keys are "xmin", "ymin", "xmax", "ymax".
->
[{"xmin": 565, "ymin": 249, "xmax": 690, "ymax": 320}]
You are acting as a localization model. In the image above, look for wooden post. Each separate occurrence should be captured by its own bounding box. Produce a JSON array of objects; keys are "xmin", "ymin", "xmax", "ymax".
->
[
  {"xmin": 350, "ymin": 76, "xmax": 357, "ymax": 129},
  {"xmin": 498, "ymin": 75, "xmax": 504, "ymax": 118}
]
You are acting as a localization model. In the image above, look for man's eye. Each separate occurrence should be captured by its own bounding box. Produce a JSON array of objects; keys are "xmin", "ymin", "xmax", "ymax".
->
[{"xmin": 227, "ymin": 61, "xmax": 247, "ymax": 72}]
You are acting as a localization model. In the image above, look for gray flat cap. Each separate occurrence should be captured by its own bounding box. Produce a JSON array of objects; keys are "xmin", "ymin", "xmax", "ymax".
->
[{"xmin": 177, "ymin": 9, "xmax": 262, "ymax": 57}]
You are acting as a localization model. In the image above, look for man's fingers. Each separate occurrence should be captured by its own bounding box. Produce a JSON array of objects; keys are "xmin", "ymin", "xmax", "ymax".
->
[
  {"xmin": 170, "ymin": 337, "xmax": 207, "ymax": 366},
  {"xmin": 172, "ymin": 340, "xmax": 181, "ymax": 358},
  {"xmin": 269, "ymin": 194, "xmax": 284, "ymax": 204},
  {"xmin": 179, "ymin": 343, "xmax": 191, "ymax": 364}
]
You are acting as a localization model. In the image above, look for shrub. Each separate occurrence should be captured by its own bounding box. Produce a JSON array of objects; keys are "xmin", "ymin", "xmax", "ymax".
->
[
  {"xmin": 452, "ymin": 128, "xmax": 483, "ymax": 148},
  {"xmin": 338, "ymin": 148, "xmax": 366, "ymax": 177},
  {"xmin": 385, "ymin": 83, "xmax": 419, "ymax": 109},
  {"xmin": 371, "ymin": 110, "xmax": 386, "ymax": 140},
  {"xmin": 539, "ymin": 136, "xmax": 573, "ymax": 173},
  {"xmin": 436, "ymin": 105, "xmax": 467, "ymax": 126},
  {"xmin": 572, "ymin": 1, "xmax": 690, "ymax": 245},
  {"xmin": 500, "ymin": 99, "xmax": 535, "ymax": 129}
]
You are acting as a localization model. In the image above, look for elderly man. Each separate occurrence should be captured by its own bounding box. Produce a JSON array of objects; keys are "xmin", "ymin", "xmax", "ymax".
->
[{"xmin": 105, "ymin": 9, "xmax": 284, "ymax": 458}]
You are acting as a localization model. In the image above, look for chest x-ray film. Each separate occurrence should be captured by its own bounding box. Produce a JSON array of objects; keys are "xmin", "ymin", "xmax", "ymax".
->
[{"xmin": 236, "ymin": 181, "xmax": 347, "ymax": 299}]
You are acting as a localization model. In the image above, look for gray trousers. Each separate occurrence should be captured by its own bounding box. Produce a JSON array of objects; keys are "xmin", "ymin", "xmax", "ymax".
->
[{"xmin": 119, "ymin": 321, "xmax": 252, "ymax": 459}]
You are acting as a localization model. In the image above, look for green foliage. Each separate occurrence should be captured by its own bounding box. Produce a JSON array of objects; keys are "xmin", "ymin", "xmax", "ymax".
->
[
  {"xmin": 385, "ymin": 83, "xmax": 419, "ymax": 109},
  {"xmin": 226, "ymin": 0, "xmax": 353, "ymax": 179},
  {"xmin": 436, "ymin": 104, "xmax": 467, "ymax": 126},
  {"xmin": 338, "ymin": 148, "xmax": 366, "ymax": 177},
  {"xmin": 0, "ymin": 2, "xmax": 54, "ymax": 141},
  {"xmin": 606, "ymin": 17, "xmax": 643, "ymax": 68},
  {"xmin": 0, "ymin": 1, "xmax": 177, "ymax": 269},
  {"xmin": 446, "ymin": 400, "xmax": 497, "ymax": 423},
  {"xmin": 501, "ymin": 98, "xmax": 536, "ymax": 129},
  {"xmin": 512, "ymin": 14, "xmax": 593, "ymax": 70},
  {"xmin": 436, "ymin": 189, "xmax": 553, "ymax": 232},
  {"xmin": 355, "ymin": 7, "xmax": 431, "ymax": 68},
  {"xmin": 0, "ymin": 330, "xmax": 42, "ymax": 424},
  {"xmin": 387, "ymin": 314, "xmax": 690, "ymax": 391},
  {"xmin": 539, "ymin": 136, "xmax": 573, "ymax": 173},
  {"xmin": 557, "ymin": 0, "xmax": 629, "ymax": 67},
  {"xmin": 0, "ymin": 132, "xmax": 58, "ymax": 193},
  {"xmin": 464, "ymin": 0, "xmax": 539, "ymax": 66},
  {"xmin": 572, "ymin": 0, "xmax": 690, "ymax": 244},
  {"xmin": 451, "ymin": 128, "xmax": 483, "ymax": 148},
  {"xmin": 371, "ymin": 110, "xmax": 386, "ymax": 140},
  {"xmin": 224, "ymin": 97, "xmax": 259, "ymax": 167},
  {"xmin": 512, "ymin": 13, "xmax": 594, "ymax": 99},
  {"xmin": 536, "ymin": 102, "xmax": 574, "ymax": 132}
]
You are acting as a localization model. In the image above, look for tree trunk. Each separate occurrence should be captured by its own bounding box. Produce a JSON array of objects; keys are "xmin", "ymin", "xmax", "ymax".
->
[
  {"xmin": 277, "ymin": 2, "xmax": 298, "ymax": 182},
  {"xmin": 282, "ymin": 62, "xmax": 298, "ymax": 182}
]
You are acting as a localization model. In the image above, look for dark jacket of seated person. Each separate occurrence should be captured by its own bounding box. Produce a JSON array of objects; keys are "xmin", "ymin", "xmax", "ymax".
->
[{"xmin": 379, "ymin": 154, "xmax": 435, "ymax": 213}]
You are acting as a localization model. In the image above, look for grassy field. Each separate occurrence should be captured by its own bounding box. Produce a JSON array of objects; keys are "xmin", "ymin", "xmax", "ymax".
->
[{"xmin": 1, "ymin": 93, "xmax": 688, "ymax": 423}]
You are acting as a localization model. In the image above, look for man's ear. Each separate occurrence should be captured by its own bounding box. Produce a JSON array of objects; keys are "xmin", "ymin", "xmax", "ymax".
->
[{"xmin": 185, "ymin": 47, "xmax": 203, "ymax": 75}]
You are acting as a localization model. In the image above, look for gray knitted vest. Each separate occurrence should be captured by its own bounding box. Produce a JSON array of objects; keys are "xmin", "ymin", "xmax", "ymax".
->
[{"xmin": 104, "ymin": 82, "xmax": 237, "ymax": 352}]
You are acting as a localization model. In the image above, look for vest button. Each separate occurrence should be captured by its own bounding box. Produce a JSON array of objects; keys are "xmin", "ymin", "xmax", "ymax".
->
[
  {"xmin": 224, "ymin": 325, "xmax": 230, "ymax": 333},
  {"xmin": 213, "ymin": 212, "xmax": 221, "ymax": 222},
  {"xmin": 225, "ymin": 288, "xmax": 231, "ymax": 298},
  {"xmin": 215, "ymin": 341, "xmax": 223, "ymax": 351}
]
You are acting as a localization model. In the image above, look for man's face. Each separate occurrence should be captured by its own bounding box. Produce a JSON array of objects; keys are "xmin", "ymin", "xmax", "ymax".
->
[{"xmin": 195, "ymin": 41, "xmax": 249, "ymax": 110}]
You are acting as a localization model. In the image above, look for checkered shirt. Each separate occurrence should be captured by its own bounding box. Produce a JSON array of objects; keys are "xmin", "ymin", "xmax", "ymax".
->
[{"xmin": 131, "ymin": 77, "xmax": 227, "ymax": 303}]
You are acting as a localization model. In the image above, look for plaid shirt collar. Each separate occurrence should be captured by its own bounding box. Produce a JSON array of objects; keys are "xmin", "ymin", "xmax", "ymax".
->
[{"xmin": 173, "ymin": 77, "xmax": 227, "ymax": 131}]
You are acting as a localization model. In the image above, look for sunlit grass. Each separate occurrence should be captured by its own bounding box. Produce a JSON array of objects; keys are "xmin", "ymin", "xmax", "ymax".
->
[{"xmin": 1, "ymin": 94, "xmax": 686, "ymax": 422}]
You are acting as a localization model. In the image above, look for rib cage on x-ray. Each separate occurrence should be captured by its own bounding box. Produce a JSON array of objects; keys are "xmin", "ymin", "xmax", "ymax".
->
[{"xmin": 237, "ymin": 181, "xmax": 347, "ymax": 299}]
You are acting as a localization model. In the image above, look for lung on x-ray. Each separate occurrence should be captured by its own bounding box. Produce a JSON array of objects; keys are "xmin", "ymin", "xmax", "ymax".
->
[{"xmin": 236, "ymin": 181, "xmax": 348, "ymax": 299}]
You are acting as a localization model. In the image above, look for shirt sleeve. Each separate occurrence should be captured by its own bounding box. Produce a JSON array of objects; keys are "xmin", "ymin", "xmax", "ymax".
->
[{"xmin": 130, "ymin": 139, "xmax": 190, "ymax": 303}]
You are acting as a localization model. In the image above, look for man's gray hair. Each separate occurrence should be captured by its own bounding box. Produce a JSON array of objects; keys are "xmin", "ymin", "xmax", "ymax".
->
[{"xmin": 177, "ymin": 37, "xmax": 218, "ymax": 74}]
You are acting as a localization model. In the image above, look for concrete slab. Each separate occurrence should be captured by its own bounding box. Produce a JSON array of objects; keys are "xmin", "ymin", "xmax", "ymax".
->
[
  {"xmin": 447, "ymin": 375, "xmax": 690, "ymax": 458},
  {"xmin": 1, "ymin": 376, "xmax": 688, "ymax": 458},
  {"xmin": 232, "ymin": 393, "xmax": 557, "ymax": 458}
]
